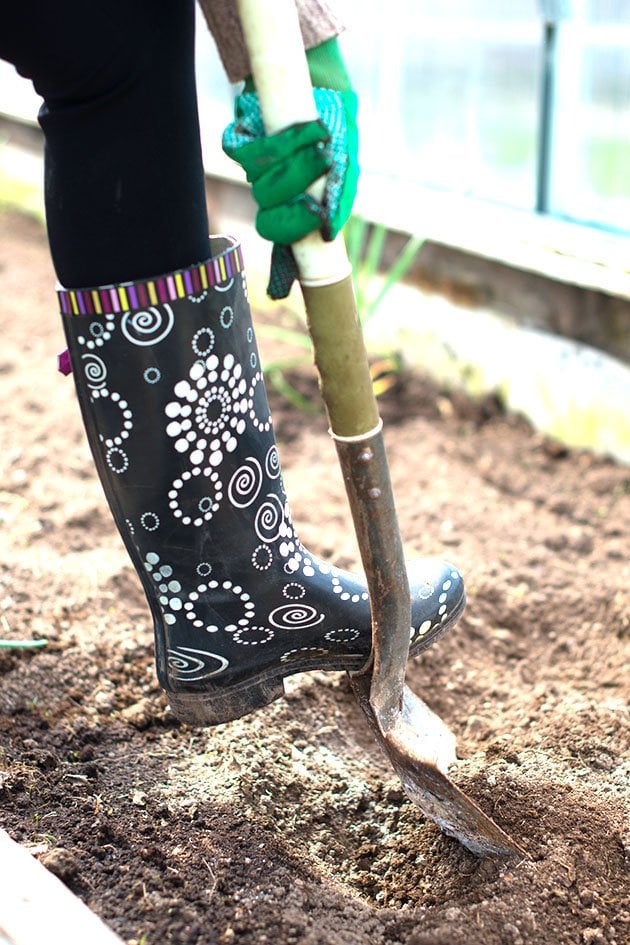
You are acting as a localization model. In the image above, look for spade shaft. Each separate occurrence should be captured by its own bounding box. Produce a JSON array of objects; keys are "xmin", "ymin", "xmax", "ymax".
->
[{"xmin": 236, "ymin": 0, "xmax": 525, "ymax": 859}]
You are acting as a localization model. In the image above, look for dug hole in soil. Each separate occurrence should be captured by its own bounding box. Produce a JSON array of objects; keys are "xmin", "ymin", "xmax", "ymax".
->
[{"xmin": 0, "ymin": 208, "xmax": 628, "ymax": 945}]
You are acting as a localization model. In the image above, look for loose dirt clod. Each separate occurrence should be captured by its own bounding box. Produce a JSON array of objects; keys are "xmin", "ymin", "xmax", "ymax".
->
[
  {"xmin": 38, "ymin": 847, "xmax": 80, "ymax": 884},
  {"xmin": 0, "ymin": 209, "xmax": 628, "ymax": 945}
]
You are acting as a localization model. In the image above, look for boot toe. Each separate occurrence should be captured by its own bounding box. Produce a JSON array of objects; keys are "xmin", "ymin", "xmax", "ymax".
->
[{"xmin": 408, "ymin": 557, "xmax": 465, "ymax": 654}]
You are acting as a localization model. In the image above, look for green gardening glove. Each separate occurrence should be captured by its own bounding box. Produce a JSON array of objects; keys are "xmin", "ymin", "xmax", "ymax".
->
[{"xmin": 222, "ymin": 38, "xmax": 359, "ymax": 299}]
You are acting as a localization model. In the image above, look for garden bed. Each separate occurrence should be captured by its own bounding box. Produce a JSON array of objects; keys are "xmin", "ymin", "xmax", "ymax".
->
[{"xmin": 0, "ymin": 209, "xmax": 628, "ymax": 945}]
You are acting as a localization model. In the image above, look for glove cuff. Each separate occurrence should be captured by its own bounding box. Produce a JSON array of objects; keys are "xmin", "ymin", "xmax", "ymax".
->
[
  {"xmin": 267, "ymin": 244, "xmax": 300, "ymax": 300},
  {"xmin": 243, "ymin": 37, "xmax": 352, "ymax": 95},
  {"xmin": 306, "ymin": 37, "xmax": 353, "ymax": 92}
]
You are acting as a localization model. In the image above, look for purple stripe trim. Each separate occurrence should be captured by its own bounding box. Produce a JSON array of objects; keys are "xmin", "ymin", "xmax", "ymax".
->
[{"xmin": 57, "ymin": 243, "xmax": 242, "ymax": 315}]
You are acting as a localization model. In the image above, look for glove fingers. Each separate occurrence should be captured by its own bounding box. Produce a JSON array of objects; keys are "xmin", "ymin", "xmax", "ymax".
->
[
  {"xmin": 256, "ymin": 201, "xmax": 321, "ymax": 246},
  {"xmin": 252, "ymin": 146, "xmax": 331, "ymax": 209},
  {"xmin": 224, "ymin": 120, "xmax": 330, "ymax": 180}
]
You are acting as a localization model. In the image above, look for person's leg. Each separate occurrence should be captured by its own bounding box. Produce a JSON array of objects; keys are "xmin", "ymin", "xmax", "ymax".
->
[
  {"xmin": 2, "ymin": 2, "xmax": 466, "ymax": 725},
  {"xmin": 1, "ymin": 0, "xmax": 210, "ymax": 286}
]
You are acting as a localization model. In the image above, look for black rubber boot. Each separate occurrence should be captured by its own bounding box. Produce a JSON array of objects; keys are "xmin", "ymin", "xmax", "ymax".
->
[{"xmin": 60, "ymin": 237, "xmax": 465, "ymax": 725}]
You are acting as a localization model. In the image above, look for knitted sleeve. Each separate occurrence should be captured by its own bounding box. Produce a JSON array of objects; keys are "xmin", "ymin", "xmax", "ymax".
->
[{"xmin": 197, "ymin": 0, "xmax": 345, "ymax": 83}]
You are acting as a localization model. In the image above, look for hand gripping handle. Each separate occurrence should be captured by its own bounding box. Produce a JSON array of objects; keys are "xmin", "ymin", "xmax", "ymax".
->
[{"xmin": 235, "ymin": 0, "xmax": 351, "ymax": 288}]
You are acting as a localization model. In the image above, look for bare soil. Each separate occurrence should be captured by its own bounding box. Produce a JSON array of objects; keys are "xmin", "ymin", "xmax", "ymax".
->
[{"xmin": 0, "ymin": 209, "xmax": 628, "ymax": 945}]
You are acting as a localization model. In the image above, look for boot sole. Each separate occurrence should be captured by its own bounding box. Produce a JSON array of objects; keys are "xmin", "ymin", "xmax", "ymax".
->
[{"xmin": 166, "ymin": 592, "xmax": 466, "ymax": 726}]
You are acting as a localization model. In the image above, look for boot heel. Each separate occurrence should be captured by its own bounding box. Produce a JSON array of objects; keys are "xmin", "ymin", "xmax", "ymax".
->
[{"xmin": 167, "ymin": 676, "xmax": 286, "ymax": 726}]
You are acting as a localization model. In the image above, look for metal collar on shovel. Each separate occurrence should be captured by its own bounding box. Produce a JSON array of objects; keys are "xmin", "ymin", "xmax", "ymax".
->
[{"xmin": 237, "ymin": 0, "xmax": 525, "ymax": 859}]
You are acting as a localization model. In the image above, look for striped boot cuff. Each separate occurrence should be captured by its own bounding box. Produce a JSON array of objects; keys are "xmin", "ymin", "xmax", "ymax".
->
[{"xmin": 57, "ymin": 242, "xmax": 244, "ymax": 317}]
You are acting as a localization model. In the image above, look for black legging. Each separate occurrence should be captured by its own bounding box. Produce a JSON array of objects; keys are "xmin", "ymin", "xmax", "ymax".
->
[{"xmin": 0, "ymin": 0, "xmax": 211, "ymax": 288}]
